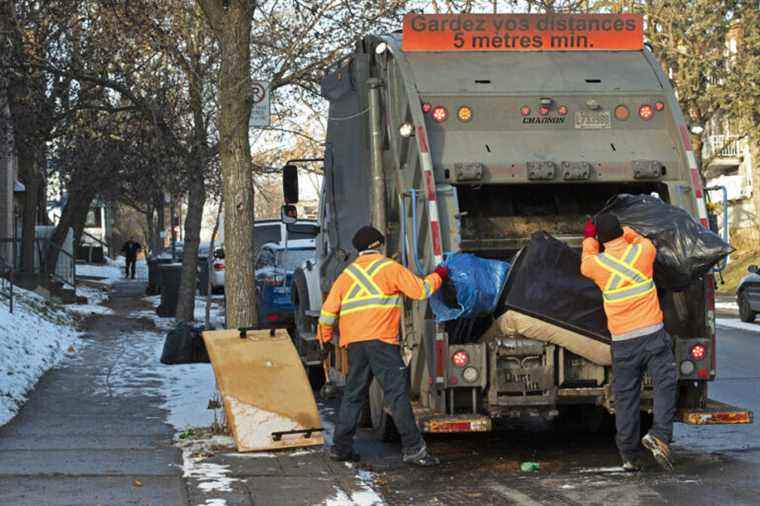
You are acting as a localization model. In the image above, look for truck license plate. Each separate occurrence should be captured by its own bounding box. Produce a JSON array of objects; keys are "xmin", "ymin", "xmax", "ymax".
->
[{"xmin": 575, "ymin": 111, "xmax": 611, "ymax": 129}]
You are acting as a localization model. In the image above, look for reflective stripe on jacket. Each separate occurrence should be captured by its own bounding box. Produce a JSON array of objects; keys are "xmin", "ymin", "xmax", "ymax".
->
[
  {"xmin": 317, "ymin": 252, "xmax": 443, "ymax": 347},
  {"xmin": 581, "ymin": 227, "xmax": 664, "ymax": 339}
]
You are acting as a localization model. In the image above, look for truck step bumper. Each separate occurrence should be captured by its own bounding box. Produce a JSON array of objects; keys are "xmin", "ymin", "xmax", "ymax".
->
[
  {"xmin": 676, "ymin": 399, "xmax": 753, "ymax": 425},
  {"xmin": 418, "ymin": 414, "xmax": 492, "ymax": 433}
]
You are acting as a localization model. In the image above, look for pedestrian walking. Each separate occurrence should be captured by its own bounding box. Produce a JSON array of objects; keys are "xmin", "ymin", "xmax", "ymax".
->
[
  {"xmin": 317, "ymin": 225, "xmax": 447, "ymax": 466},
  {"xmin": 581, "ymin": 214, "xmax": 677, "ymax": 471},
  {"xmin": 121, "ymin": 239, "xmax": 142, "ymax": 279}
]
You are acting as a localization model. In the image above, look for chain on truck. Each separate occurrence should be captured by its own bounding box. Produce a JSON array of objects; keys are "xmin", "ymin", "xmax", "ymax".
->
[{"xmin": 282, "ymin": 13, "xmax": 752, "ymax": 438}]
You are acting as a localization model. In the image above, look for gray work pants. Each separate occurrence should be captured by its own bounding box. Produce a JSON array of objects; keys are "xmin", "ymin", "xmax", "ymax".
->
[
  {"xmin": 333, "ymin": 340, "xmax": 424, "ymax": 456},
  {"xmin": 612, "ymin": 328, "xmax": 678, "ymax": 460}
]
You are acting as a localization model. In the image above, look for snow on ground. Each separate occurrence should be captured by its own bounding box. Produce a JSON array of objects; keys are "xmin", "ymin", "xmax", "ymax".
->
[
  {"xmin": 716, "ymin": 318, "xmax": 760, "ymax": 333},
  {"xmin": 715, "ymin": 301, "xmax": 739, "ymax": 312},
  {"xmin": 77, "ymin": 256, "xmax": 148, "ymax": 284},
  {"xmin": 0, "ymin": 288, "xmax": 80, "ymax": 426},
  {"xmin": 322, "ymin": 466, "xmax": 384, "ymax": 506}
]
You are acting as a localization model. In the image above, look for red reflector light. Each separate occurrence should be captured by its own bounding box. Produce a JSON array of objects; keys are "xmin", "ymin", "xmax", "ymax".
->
[
  {"xmin": 615, "ymin": 105, "xmax": 630, "ymax": 121},
  {"xmin": 520, "ymin": 105, "xmax": 531, "ymax": 116},
  {"xmin": 213, "ymin": 263, "xmax": 225, "ymax": 271},
  {"xmin": 557, "ymin": 105, "xmax": 568, "ymax": 116},
  {"xmin": 538, "ymin": 105, "xmax": 550, "ymax": 116},
  {"xmin": 451, "ymin": 350, "xmax": 469, "ymax": 367},
  {"xmin": 431, "ymin": 106, "xmax": 448, "ymax": 123},
  {"xmin": 422, "ymin": 102, "xmax": 432, "ymax": 113},
  {"xmin": 638, "ymin": 104, "xmax": 654, "ymax": 120},
  {"xmin": 697, "ymin": 368, "xmax": 709, "ymax": 379},
  {"xmin": 655, "ymin": 101, "xmax": 665, "ymax": 111},
  {"xmin": 266, "ymin": 314, "xmax": 280, "ymax": 322},
  {"xmin": 691, "ymin": 344, "xmax": 706, "ymax": 361}
]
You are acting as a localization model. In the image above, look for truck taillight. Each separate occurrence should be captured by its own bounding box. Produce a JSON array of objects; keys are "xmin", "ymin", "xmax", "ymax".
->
[
  {"xmin": 457, "ymin": 105, "xmax": 473, "ymax": 122},
  {"xmin": 214, "ymin": 263, "xmax": 225, "ymax": 271},
  {"xmin": 691, "ymin": 344, "xmax": 706, "ymax": 361},
  {"xmin": 655, "ymin": 101, "xmax": 665, "ymax": 111},
  {"xmin": 422, "ymin": 102, "xmax": 432, "ymax": 114},
  {"xmin": 557, "ymin": 105, "xmax": 568, "ymax": 116},
  {"xmin": 638, "ymin": 104, "xmax": 654, "ymax": 120},
  {"xmin": 520, "ymin": 105, "xmax": 531, "ymax": 116},
  {"xmin": 432, "ymin": 106, "xmax": 448, "ymax": 123},
  {"xmin": 451, "ymin": 350, "xmax": 469, "ymax": 367},
  {"xmin": 538, "ymin": 105, "xmax": 550, "ymax": 116},
  {"xmin": 615, "ymin": 105, "xmax": 630, "ymax": 121}
]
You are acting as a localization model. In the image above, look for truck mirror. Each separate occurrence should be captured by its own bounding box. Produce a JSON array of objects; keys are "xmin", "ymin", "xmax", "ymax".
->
[
  {"xmin": 283, "ymin": 164, "xmax": 299, "ymax": 204},
  {"xmin": 281, "ymin": 204, "xmax": 298, "ymax": 225}
]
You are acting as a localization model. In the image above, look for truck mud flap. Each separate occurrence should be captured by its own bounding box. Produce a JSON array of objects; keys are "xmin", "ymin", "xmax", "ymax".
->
[
  {"xmin": 202, "ymin": 328, "xmax": 324, "ymax": 452},
  {"xmin": 676, "ymin": 399, "xmax": 753, "ymax": 425}
]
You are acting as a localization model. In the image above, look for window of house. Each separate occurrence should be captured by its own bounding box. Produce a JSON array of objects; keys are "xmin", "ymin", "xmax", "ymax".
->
[{"xmin": 85, "ymin": 208, "xmax": 103, "ymax": 228}]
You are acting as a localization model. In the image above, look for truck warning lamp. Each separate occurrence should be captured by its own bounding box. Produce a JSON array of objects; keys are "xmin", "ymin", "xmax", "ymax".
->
[
  {"xmin": 451, "ymin": 350, "xmax": 469, "ymax": 367},
  {"xmin": 638, "ymin": 104, "xmax": 654, "ymax": 121},
  {"xmin": 432, "ymin": 105, "xmax": 448, "ymax": 123},
  {"xmin": 457, "ymin": 105, "xmax": 473, "ymax": 122},
  {"xmin": 615, "ymin": 105, "xmax": 630, "ymax": 121},
  {"xmin": 691, "ymin": 344, "xmax": 706, "ymax": 361},
  {"xmin": 520, "ymin": 105, "xmax": 531, "ymax": 116}
]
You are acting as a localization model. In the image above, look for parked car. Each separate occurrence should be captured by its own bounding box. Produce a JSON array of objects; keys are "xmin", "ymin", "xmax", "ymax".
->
[
  {"xmin": 255, "ymin": 240, "xmax": 316, "ymax": 330},
  {"xmin": 737, "ymin": 264, "xmax": 760, "ymax": 323},
  {"xmin": 211, "ymin": 219, "xmax": 319, "ymax": 294}
]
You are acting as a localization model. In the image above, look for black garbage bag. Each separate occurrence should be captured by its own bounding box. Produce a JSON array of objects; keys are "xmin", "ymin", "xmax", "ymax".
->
[
  {"xmin": 602, "ymin": 194, "xmax": 733, "ymax": 290},
  {"xmin": 160, "ymin": 321, "xmax": 211, "ymax": 365},
  {"xmin": 501, "ymin": 232, "xmax": 610, "ymax": 343}
]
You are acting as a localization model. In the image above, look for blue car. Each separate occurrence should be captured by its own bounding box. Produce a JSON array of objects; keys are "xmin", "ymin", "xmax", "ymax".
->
[{"xmin": 255, "ymin": 240, "xmax": 316, "ymax": 330}]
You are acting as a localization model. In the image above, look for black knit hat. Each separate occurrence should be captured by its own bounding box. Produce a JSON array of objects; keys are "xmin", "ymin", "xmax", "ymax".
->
[
  {"xmin": 596, "ymin": 213, "xmax": 624, "ymax": 243},
  {"xmin": 352, "ymin": 226, "xmax": 385, "ymax": 251}
]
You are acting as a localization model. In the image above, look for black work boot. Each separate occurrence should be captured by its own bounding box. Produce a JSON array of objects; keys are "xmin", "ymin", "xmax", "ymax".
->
[
  {"xmin": 328, "ymin": 447, "xmax": 360, "ymax": 463},
  {"xmin": 642, "ymin": 433, "xmax": 673, "ymax": 471},
  {"xmin": 402, "ymin": 445, "xmax": 440, "ymax": 467}
]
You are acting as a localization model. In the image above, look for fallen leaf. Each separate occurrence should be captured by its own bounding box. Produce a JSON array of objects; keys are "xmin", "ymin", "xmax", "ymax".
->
[
  {"xmin": 67, "ymin": 345, "xmax": 76, "ymax": 353},
  {"xmin": 132, "ymin": 479, "xmax": 143, "ymax": 487}
]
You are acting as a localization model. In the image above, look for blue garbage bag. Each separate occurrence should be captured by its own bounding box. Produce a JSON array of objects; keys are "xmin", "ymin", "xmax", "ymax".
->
[{"xmin": 430, "ymin": 253, "xmax": 510, "ymax": 322}]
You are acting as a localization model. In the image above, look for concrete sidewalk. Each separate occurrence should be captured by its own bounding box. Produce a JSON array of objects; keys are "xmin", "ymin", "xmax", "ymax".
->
[{"xmin": 0, "ymin": 279, "xmax": 385, "ymax": 505}]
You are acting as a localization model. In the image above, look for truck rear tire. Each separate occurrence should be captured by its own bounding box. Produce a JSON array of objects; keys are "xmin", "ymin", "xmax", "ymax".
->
[{"xmin": 369, "ymin": 378, "xmax": 400, "ymax": 442}]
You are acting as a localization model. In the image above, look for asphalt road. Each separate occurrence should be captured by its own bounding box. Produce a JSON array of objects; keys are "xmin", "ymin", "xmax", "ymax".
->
[{"xmin": 352, "ymin": 320, "xmax": 760, "ymax": 505}]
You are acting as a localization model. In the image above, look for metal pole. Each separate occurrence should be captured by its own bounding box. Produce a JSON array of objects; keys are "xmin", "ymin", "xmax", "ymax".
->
[{"xmin": 367, "ymin": 78, "xmax": 387, "ymax": 239}]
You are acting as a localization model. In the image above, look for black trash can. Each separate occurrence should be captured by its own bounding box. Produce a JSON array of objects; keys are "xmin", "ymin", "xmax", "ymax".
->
[
  {"xmin": 157, "ymin": 263, "xmax": 183, "ymax": 317},
  {"xmin": 197, "ymin": 256, "xmax": 210, "ymax": 296},
  {"xmin": 147, "ymin": 257, "xmax": 173, "ymax": 295}
]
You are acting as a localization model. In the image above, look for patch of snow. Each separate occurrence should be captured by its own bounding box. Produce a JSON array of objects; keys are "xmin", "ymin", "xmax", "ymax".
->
[
  {"xmin": 181, "ymin": 448, "xmax": 238, "ymax": 493},
  {"xmin": 715, "ymin": 302, "xmax": 739, "ymax": 311},
  {"xmin": 223, "ymin": 452, "xmax": 277, "ymax": 458},
  {"xmin": 716, "ymin": 318, "xmax": 760, "ymax": 333},
  {"xmin": 77, "ymin": 256, "xmax": 146, "ymax": 285},
  {"xmin": 67, "ymin": 303, "xmax": 114, "ymax": 316},
  {"xmin": 0, "ymin": 288, "xmax": 80, "ymax": 426},
  {"xmin": 322, "ymin": 484, "xmax": 384, "ymax": 506},
  {"xmin": 200, "ymin": 500, "xmax": 227, "ymax": 506},
  {"xmin": 578, "ymin": 467, "xmax": 626, "ymax": 473}
]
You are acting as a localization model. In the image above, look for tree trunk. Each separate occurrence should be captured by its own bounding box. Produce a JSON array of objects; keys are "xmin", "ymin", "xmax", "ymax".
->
[
  {"xmin": 176, "ymin": 175, "xmax": 206, "ymax": 322},
  {"xmin": 200, "ymin": 0, "xmax": 257, "ymax": 328},
  {"xmin": 44, "ymin": 187, "xmax": 94, "ymax": 274},
  {"xmin": 17, "ymin": 155, "xmax": 39, "ymax": 274}
]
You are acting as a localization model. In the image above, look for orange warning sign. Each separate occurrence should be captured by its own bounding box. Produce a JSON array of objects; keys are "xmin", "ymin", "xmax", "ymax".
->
[{"xmin": 402, "ymin": 14, "xmax": 643, "ymax": 52}]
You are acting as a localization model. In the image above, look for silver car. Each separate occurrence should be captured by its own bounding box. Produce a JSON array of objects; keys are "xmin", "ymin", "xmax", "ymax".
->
[{"xmin": 737, "ymin": 264, "xmax": 760, "ymax": 323}]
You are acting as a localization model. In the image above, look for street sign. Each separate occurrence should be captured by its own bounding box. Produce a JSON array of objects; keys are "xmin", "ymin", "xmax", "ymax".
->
[{"xmin": 250, "ymin": 81, "xmax": 271, "ymax": 128}]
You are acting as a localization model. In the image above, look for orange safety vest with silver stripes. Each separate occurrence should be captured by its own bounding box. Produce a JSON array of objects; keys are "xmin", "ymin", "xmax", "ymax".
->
[
  {"xmin": 595, "ymin": 243, "xmax": 656, "ymax": 304},
  {"xmin": 317, "ymin": 253, "xmax": 442, "ymax": 347}
]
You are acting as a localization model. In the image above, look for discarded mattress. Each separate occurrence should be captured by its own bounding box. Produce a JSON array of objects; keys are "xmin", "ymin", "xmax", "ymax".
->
[
  {"xmin": 202, "ymin": 328, "xmax": 324, "ymax": 452},
  {"xmin": 602, "ymin": 193, "xmax": 734, "ymax": 290},
  {"xmin": 430, "ymin": 252, "xmax": 510, "ymax": 322},
  {"xmin": 501, "ymin": 231, "xmax": 610, "ymax": 342},
  {"xmin": 482, "ymin": 310, "xmax": 612, "ymax": 366}
]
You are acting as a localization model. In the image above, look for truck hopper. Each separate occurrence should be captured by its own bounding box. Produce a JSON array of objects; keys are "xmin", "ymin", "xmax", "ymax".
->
[{"xmin": 202, "ymin": 328, "xmax": 324, "ymax": 452}]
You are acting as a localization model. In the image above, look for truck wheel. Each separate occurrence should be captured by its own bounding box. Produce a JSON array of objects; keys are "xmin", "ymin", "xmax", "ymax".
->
[
  {"xmin": 369, "ymin": 378, "xmax": 400, "ymax": 442},
  {"xmin": 739, "ymin": 291, "xmax": 757, "ymax": 323}
]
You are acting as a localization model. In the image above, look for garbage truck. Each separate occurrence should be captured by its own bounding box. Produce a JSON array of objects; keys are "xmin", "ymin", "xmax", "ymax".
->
[{"xmin": 285, "ymin": 13, "xmax": 752, "ymax": 436}]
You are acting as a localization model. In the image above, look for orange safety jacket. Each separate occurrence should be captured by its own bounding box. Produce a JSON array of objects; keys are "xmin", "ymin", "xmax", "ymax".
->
[
  {"xmin": 581, "ymin": 227, "xmax": 664, "ymax": 340},
  {"xmin": 317, "ymin": 252, "xmax": 443, "ymax": 347}
]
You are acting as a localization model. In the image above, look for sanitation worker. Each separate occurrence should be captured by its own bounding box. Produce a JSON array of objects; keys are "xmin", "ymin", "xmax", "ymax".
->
[
  {"xmin": 317, "ymin": 225, "xmax": 447, "ymax": 466},
  {"xmin": 581, "ymin": 213, "xmax": 677, "ymax": 472}
]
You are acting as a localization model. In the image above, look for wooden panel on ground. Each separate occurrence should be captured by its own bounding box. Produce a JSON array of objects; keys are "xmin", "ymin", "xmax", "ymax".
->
[{"xmin": 202, "ymin": 328, "xmax": 325, "ymax": 452}]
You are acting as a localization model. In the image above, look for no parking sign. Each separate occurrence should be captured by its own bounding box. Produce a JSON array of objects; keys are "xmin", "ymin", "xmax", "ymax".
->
[{"xmin": 250, "ymin": 81, "xmax": 270, "ymax": 128}]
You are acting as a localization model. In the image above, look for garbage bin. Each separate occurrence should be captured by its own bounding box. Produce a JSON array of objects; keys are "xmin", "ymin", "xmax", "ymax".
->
[
  {"xmin": 157, "ymin": 263, "xmax": 183, "ymax": 317},
  {"xmin": 147, "ymin": 256, "xmax": 173, "ymax": 295},
  {"xmin": 197, "ymin": 256, "xmax": 210, "ymax": 296}
]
